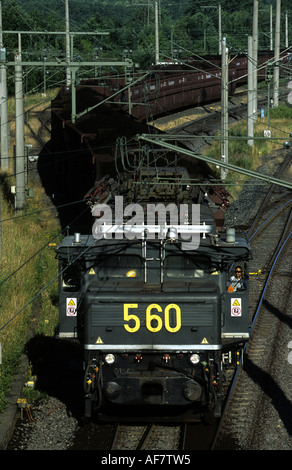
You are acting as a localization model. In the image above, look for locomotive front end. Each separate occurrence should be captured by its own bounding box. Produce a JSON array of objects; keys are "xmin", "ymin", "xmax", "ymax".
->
[
  {"xmin": 56, "ymin": 187, "xmax": 251, "ymax": 420},
  {"xmin": 82, "ymin": 254, "xmax": 222, "ymax": 415}
]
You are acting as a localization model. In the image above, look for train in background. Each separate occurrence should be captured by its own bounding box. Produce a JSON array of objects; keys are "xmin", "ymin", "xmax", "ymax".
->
[{"xmin": 92, "ymin": 50, "xmax": 289, "ymax": 120}]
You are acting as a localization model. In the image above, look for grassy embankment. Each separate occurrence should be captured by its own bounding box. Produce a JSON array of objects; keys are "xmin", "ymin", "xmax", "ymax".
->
[{"xmin": 0, "ymin": 89, "xmax": 61, "ymax": 412}]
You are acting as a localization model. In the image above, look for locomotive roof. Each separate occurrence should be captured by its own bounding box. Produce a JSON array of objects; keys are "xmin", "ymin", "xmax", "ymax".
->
[{"xmin": 56, "ymin": 231, "xmax": 251, "ymax": 262}]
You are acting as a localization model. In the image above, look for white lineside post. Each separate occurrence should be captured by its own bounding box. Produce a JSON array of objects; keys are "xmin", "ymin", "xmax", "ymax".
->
[
  {"xmin": 273, "ymin": 0, "xmax": 281, "ymax": 107},
  {"xmin": 252, "ymin": 0, "xmax": 258, "ymax": 122},
  {"xmin": 155, "ymin": 1, "xmax": 159, "ymax": 65},
  {"xmin": 65, "ymin": 0, "xmax": 71, "ymax": 86},
  {"xmin": 270, "ymin": 5, "xmax": 273, "ymax": 51},
  {"xmin": 0, "ymin": 0, "xmax": 8, "ymax": 170},
  {"xmin": 15, "ymin": 37, "xmax": 25, "ymax": 211},
  {"xmin": 221, "ymin": 37, "xmax": 228, "ymax": 180},
  {"xmin": 248, "ymin": 36, "xmax": 254, "ymax": 147}
]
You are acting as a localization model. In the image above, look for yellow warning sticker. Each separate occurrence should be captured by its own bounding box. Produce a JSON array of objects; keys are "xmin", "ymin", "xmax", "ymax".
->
[
  {"xmin": 201, "ymin": 337, "xmax": 209, "ymax": 344},
  {"xmin": 89, "ymin": 268, "xmax": 95, "ymax": 275},
  {"xmin": 66, "ymin": 298, "xmax": 77, "ymax": 316},
  {"xmin": 231, "ymin": 298, "xmax": 242, "ymax": 317},
  {"xmin": 95, "ymin": 337, "xmax": 104, "ymax": 344}
]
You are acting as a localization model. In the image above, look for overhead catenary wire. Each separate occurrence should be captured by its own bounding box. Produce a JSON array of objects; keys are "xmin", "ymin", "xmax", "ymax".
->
[
  {"xmin": 0, "ymin": 77, "xmax": 286, "ymax": 218},
  {"xmin": 2, "ymin": 34, "xmax": 288, "ymax": 173},
  {"xmin": 153, "ymin": 45, "xmax": 291, "ymax": 137}
]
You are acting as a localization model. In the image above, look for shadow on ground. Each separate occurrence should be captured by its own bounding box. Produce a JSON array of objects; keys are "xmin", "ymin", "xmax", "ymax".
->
[{"xmin": 25, "ymin": 334, "xmax": 84, "ymax": 420}]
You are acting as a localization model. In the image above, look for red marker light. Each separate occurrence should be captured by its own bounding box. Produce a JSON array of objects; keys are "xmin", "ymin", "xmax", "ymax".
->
[
  {"xmin": 135, "ymin": 354, "xmax": 142, "ymax": 362},
  {"xmin": 163, "ymin": 354, "xmax": 170, "ymax": 363}
]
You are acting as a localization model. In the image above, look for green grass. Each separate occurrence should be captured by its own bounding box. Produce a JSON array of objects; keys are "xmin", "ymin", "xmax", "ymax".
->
[
  {"xmin": 0, "ymin": 185, "xmax": 62, "ymax": 411},
  {"xmin": 206, "ymin": 103, "xmax": 292, "ymax": 199},
  {"xmin": 0, "ymin": 100, "xmax": 61, "ymax": 412}
]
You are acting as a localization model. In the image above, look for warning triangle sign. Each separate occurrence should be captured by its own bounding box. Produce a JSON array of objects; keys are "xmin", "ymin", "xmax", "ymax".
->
[
  {"xmin": 201, "ymin": 337, "xmax": 209, "ymax": 344},
  {"xmin": 89, "ymin": 268, "xmax": 95, "ymax": 275},
  {"xmin": 68, "ymin": 299, "xmax": 75, "ymax": 306},
  {"xmin": 232, "ymin": 299, "xmax": 240, "ymax": 306},
  {"xmin": 95, "ymin": 337, "xmax": 104, "ymax": 344}
]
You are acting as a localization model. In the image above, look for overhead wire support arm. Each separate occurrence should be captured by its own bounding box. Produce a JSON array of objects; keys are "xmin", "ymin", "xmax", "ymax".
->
[
  {"xmin": 140, "ymin": 134, "xmax": 292, "ymax": 144},
  {"xmin": 137, "ymin": 135, "xmax": 292, "ymax": 191},
  {"xmin": 2, "ymin": 30, "xmax": 109, "ymax": 36},
  {"xmin": 3, "ymin": 60, "xmax": 132, "ymax": 68},
  {"xmin": 1, "ymin": 57, "xmax": 136, "ymax": 123}
]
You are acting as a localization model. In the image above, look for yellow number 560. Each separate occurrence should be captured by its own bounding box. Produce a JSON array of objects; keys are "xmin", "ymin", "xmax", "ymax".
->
[{"xmin": 123, "ymin": 303, "xmax": 181, "ymax": 333}]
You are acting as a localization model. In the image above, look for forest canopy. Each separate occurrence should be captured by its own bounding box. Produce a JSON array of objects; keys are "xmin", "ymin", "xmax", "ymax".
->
[{"xmin": 2, "ymin": 0, "xmax": 291, "ymax": 94}]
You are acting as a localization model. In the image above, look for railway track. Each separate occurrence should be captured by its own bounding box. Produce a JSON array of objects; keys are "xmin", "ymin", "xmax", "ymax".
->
[
  {"xmin": 212, "ymin": 150, "xmax": 292, "ymax": 450},
  {"xmin": 109, "ymin": 423, "xmax": 184, "ymax": 450},
  {"xmin": 25, "ymin": 105, "xmax": 51, "ymax": 152},
  {"xmin": 171, "ymin": 88, "xmax": 287, "ymax": 145}
]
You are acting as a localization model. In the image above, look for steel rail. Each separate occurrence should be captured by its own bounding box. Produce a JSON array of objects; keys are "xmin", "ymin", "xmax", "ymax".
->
[{"xmin": 211, "ymin": 188, "xmax": 292, "ymax": 449}]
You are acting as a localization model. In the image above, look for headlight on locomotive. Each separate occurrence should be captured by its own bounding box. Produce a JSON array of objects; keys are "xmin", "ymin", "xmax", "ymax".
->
[
  {"xmin": 189, "ymin": 353, "xmax": 200, "ymax": 365},
  {"xmin": 104, "ymin": 353, "xmax": 116, "ymax": 365}
]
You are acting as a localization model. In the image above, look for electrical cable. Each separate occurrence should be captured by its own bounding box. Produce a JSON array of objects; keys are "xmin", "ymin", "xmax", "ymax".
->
[
  {"xmin": 0, "ymin": 202, "xmax": 91, "ymax": 289},
  {"xmin": 0, "ymin": 196, "xmax": 90, "ymax": 224},
  {"xmin": 0, "ymin": 234, "xmax": 95, "ymax": 332}
]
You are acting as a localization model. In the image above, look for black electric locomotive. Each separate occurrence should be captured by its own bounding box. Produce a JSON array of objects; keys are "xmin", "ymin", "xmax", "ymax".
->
[{"xmin": 56, "ymin": 167, "xmax": 251, "ymax": 420}]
